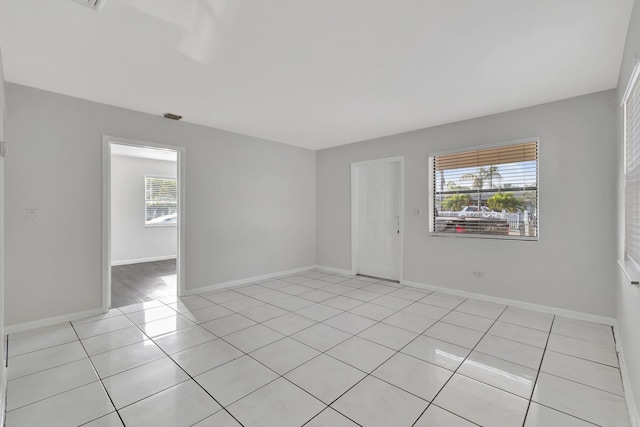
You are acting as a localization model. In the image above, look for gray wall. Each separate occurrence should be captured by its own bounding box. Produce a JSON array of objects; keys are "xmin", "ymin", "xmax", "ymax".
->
[
  {"xmin": 317, "ymin": 90, "xmax": 617, "ymax": 317},
  {"xmin": 616, "ymin": 0, "xmax": 640, "ymax": 418},
  {"xmin": 4, "ymin": 83, "xmax": 316, "ymax": 327},
  {"xmin": 111, "ymin": 155, "xmax": 177, "ymax": 265}
]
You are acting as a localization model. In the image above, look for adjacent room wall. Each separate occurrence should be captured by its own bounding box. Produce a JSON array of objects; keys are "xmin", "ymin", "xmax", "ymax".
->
[
  {"xmin": 615, "ymin": 0, "xmax": 640, "ymax": 421},
  {"xmin": 317, "ymin": 90, "xmax": 617, "ymax": 317},
  {"xmin": 4, "ymin": 83, "xmax": 316, "ymax": 327},
  {"xmin": 111, "ymin": 154, "xmax": 177, "ymax": 265}
]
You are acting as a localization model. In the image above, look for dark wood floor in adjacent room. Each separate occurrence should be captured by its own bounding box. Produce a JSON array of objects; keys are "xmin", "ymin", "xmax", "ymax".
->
[{"xmin": 111, "ymin": 259, "xmax": 176, "ymax": 308}]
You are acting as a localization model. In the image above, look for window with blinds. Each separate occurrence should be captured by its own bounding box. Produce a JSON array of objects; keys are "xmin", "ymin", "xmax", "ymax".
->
[
  {"xmin": 623, "ymin": 62, "xmax": 640, "ymax": 268},
  {"xmin": 429, "ymin": 139, "xmax": 539, "ymax": 239},
  {"xmin": 145, "ymin": 176, "xmax": 177, "ymax": 226}
]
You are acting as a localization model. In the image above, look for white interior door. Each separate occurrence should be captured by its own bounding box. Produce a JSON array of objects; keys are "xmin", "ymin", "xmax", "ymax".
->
[{"xmin": 357, "ymin": 161, "xmax": 401, "ymax": 280}]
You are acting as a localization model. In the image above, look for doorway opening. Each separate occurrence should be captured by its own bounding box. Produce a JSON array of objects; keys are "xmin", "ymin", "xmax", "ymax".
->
[
  {"xmin": 351, "ymin": 157, "xmax": 404, "ymax": 282},
  {"xmin": 102, "ymin": 136, "xmax": 186, "ymax": 311}
]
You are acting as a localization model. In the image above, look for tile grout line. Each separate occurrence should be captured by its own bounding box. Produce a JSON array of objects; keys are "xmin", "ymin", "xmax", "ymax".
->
[
  {"xmin": 519, "ymin": 317, "xmax": 622, "ymax": 426},
  {"xmin": 184, "ymin": 292, "xmax": 367, "ymax": 421},
  {"xmin": 539, "ymin": 369, "xmax": 628, "ymax": 397},
  {"xmin": 4, "ymin": 324, "xmax": 105, "ymax": 414},
  {"xmin": 157, "ymin": 293, "xmax": 342, "ymax": 425},
  {"xmin": 95, "ymin": 282, "xmax": 467, "ymax": 419},
  {"xmin": 126, "ymin": 320, "xmax": 247, "ymax": 427},
  {"xmin": 223, "ymin": 277, "xmax": 418, "ymax": 426},
  {"xmin": 159, "ymin": 278, "xmax": 429, "ymax": 425},
  {"xmin": 109, "ymin": 286, "xmax": 626, "ymax": 426},
  {"xmin": 5, "ymin": 272, "xmax": 622, "ymax": 427},
  {"xmin": 196, "ymin": 279, "xmax": 406, "ymax": 356},
  {"xmin": 86, "ymin": 278, "xmax": 372, "ymax": 399},
  {"xmin": 520, "ymin": 315, "xmax": 555, "ymax": 426},
  {"xmin": 282, "ymin": 291, "xmax": 472, "ymax": 426},
  {"xmin": 77, "ymin": 310, "xmax": 244, "ymax": 425},
  {"xmin": 69, "ymin": 321, "xmax": 127, "ymax": 427},
  {"xmin": 531, "ymin": 402, "xmax": 600, "ymax": 426},
  {"xmin": 408, "ymin": 302, "xmax": 509, "ymax": 427},
  {"xmin": 5, "ymin": 282, "xmax": 434, "ymax": 422},
  {"xmin": 0, "ymin": 278, "xmax": 427, "ymax": 420},
  {"xmin": 318, "ymin": 318, "xmax": 457, "ymax": 424},
  {"xmin": 72, "ymin": 310, "xmax": 248, "ymax": 424}
]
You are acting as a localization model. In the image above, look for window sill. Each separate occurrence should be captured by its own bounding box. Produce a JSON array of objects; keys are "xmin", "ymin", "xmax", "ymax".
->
[
  {"xmin": 618, "ymin": 259, "xmax": 640, "ymax": 286},
  {"xmin": 429, "ymin": 232, "xmax": 538, "ymax": 242}
]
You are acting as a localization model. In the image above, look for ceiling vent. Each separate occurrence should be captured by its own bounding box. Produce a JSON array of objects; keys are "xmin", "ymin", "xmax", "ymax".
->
[
  {"xmin": 72, "ymin": 0, "xmax": 108, "ymax": 11},
  {"xmin": 164, "ymin": 113, "xmax": 183, "ymax": 121}
]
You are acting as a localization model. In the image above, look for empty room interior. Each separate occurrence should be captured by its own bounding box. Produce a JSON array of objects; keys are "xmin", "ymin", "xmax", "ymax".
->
[
  {"xmin": 0, "ymin": 1, "xmax": 640, "ymax": 426},
  {"xmin": 109, "ymin": 143, "xmax": 179, "ymax": 308}
]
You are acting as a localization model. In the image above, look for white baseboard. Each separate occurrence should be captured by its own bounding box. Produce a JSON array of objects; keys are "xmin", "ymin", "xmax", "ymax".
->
[
  {"xmin": 401, "ymin": 279, "xmax": 616, "ymax": 326},
  {"xmin": 5, "ymin": 307, "xmax": 105, "ymax": 335},
  {"xmin": 111, "ymin": 255, "xmax": 176, "ymax": 266},
  {"xmin": 314, "ymin": 265, "xmax": 355, "ymax": 276},
  {"xmin": 614, "ymin": 323, "xmax": 640, "ymax": 427},
  {"xmin": 0, "ymin": 365, "xmax": 6, "ymax": 427},
  {"xmin": 183, "ymin": 265, "xmax": 319, "ymax": 296}
]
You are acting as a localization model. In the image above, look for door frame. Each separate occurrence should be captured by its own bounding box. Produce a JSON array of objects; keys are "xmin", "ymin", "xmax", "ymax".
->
[
  {"xmin": 101, "ymin": 135, "xmax": 186, "ymax": 312},
  {"xmin": 351, "ymin": 156, "xmax": 405, "ymax": 281}
]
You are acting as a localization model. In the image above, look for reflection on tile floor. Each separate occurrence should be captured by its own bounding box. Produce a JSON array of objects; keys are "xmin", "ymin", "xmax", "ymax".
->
[{"xmin": 4, "ymin": 270, "xmax": 631, "ymax": 426}]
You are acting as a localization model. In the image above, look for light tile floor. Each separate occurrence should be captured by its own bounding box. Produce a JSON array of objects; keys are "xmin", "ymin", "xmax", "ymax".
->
[{"xmin": 4, "ymin": 270, "xmax": 631, "ymax": 426}]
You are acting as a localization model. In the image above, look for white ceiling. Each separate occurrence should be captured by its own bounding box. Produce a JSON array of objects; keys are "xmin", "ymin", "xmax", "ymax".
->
[{"xmin": 0, "ymin": 0, "xmax": 634, "ymax": 150}]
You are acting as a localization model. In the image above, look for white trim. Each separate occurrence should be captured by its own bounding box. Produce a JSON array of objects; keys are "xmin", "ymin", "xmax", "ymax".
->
[
  {"xmin": 101, "ymin": 139, "xmax": 111, "ymax": 313},
  {"xmin": 401, "ymin": 279, "xmax": 616, "ymax": 326},
  {"xmin": 111, "ymin": 255, "xmax": 177, "ymax": 266},
  {"xmin": 0, "ymin": 365, "xmax": 6, "ymax": 427},
  {"xmin": 615, "ymin": 322, "xmax": 640, "ymax": 427},
  {"xmin": 177, "ymin": 146, "xmax": 186, "ymax": 297},
  {"xmin": 314, "ymin": 265, "xmax": 356, "ymax": 276},
  {"xmin": 4, "ymin": 308, "xmax": 104, "ymax": 335},
  {"xmin": 182, "ymin": 265, "xmax": 318, "ymax": 296},
  {"xmin": 399, "ymin": 159, "xmax": 405, "ymax": 283},
  {"xmin": 429, "ymin": 233, "xmax": 538, "ymax": 242},
  {"xmin": 351, "ymin": 156, "xmax": 405, "ymax": 281},
  {"xmin": 102, "ymin": 135, "xmax": 187, "ymax": 312},
  {"xmin": 351, "ymin": 164, "xmax": 358, "ymax": 276},
  {"xmin": 618, "ymin": 259, "xmax": 640, "ymax": 285}
]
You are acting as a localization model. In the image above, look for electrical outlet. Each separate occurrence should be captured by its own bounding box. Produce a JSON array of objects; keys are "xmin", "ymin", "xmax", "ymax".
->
[{"xmin": 472, "ymin": 271, "xmax": 484, "ymax": 279}]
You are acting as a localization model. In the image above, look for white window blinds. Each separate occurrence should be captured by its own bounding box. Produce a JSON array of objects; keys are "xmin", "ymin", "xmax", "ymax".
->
[
  {"xmin": 624, "ymin": 63, "xmax": 640, "ymax": 266},
  {"xmin": 431, "ymin": 140, "xmax": 538, "ymax": 239},
  {"xmin": 145, "ymin": 176, "xmax": 177, "ymax": 226}
]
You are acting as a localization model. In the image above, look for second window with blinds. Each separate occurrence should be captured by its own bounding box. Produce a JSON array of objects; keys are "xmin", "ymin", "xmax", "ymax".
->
[
  {"xmin": 145, "ymin": 175, "xmax": 178, "ymax": 226},
  {"xmin": 429, "ymin": 138, "xmax": 539, "ymax": 240},
  {"xmin": 622, "ymin": 61, "xmax": 640, "ymax": 277}
]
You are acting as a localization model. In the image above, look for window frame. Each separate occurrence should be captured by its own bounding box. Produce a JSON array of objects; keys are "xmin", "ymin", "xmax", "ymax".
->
[
  {"xmin": 428, "ymin": 137, "xmax": 540, "ymax": 241},
  {"xmin": 144, "ymin": 174, "xmax": 178, "ymax": 227},
  {"xmin": 621, "ymin": 61, "xmax": 640, "ymax": 283}
]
